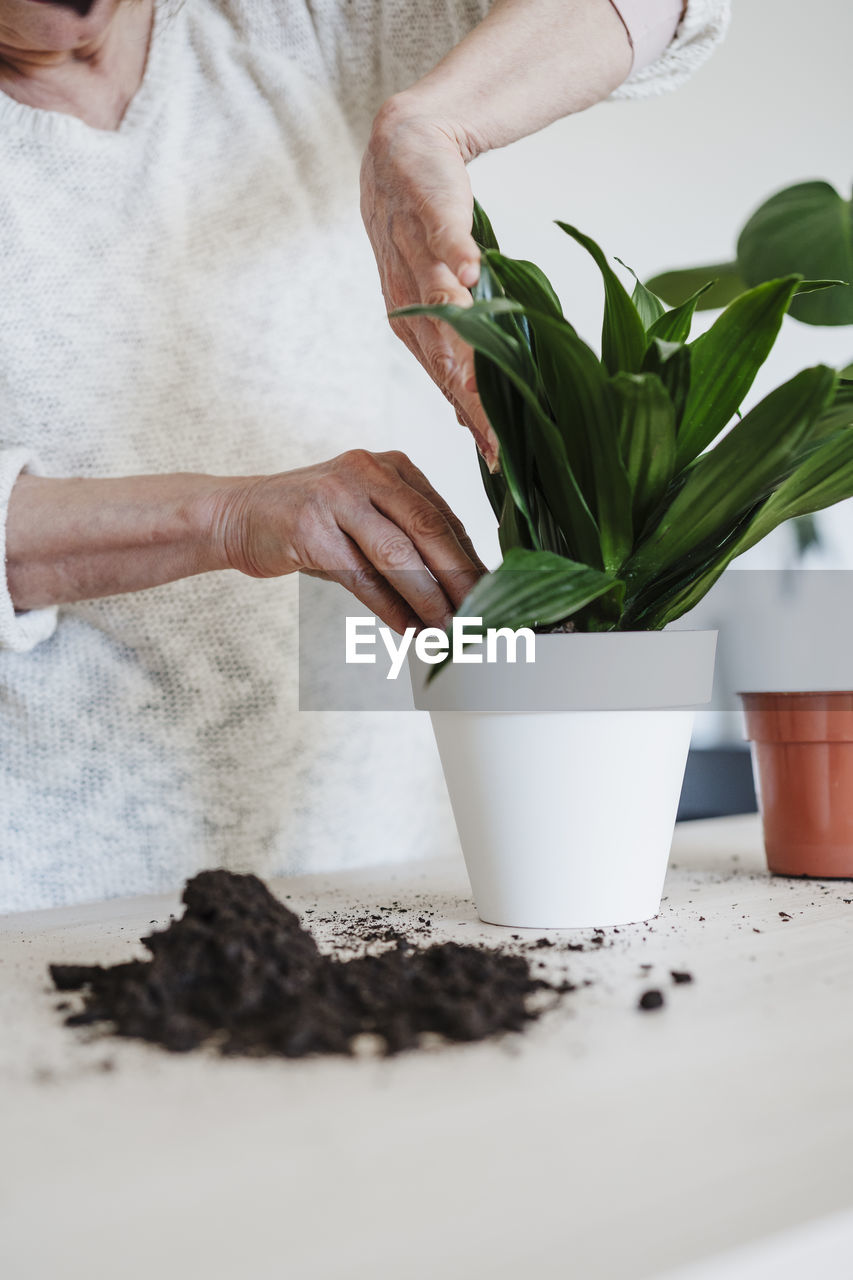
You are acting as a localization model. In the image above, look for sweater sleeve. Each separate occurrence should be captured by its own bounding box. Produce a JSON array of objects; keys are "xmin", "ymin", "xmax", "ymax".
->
[
  {"xmin": 612, "ymin": 0, "xmax": 731, "ymax": 99},
  {"xmin": 227, "ymin": 3, "xmax": 728, "ymax": 143},
  {"xmin": 610, "ymin": 1, "xmax": 685, "ymax": 74},
  {"xmin": 0, "ymin": 448, "xmax": 58, "ymax": 653},
  {"xmin": 298, "ymin": 0, "xmax": 729, "ymax": 135}
]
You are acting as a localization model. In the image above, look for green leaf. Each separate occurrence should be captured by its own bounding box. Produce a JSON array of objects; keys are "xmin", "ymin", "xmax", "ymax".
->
[
  {"xmin": 794, "ymin": 279, "xmax": 848, "ymax": 296},
  {"xmin": 390, "ymin": 300, "xmax": 527, "ymax": 372},
  {"xmin": 523, "ymin": 310, "xmax": 633, "ymax": 570},
  {"xmin": 811, "ymin": 379, "xmax": 853, "ymax": 437},
  {"xmin": 393, "ymin": 299, "xmax": 538, "ymax": 542},
  {"xmin": 470, "ymin": 254, "xmax": 502, "ymax": 304},
  {"xmin": 472, "ymin": 198, "xmax": 500, "ymax": 252},
  {"xmin": 472, "ymin": 348, "xmax": 539, "ymax": 546},
  {"xmin": 635, "ymin": 378, "xmax": 853, "ymax": 624},
  {"xmin": 394, "ymin": 300, "xmax": 601, "ymax": 565},
  {"xmin": 737, "ymin": 181, "xmax": 853, "ymax": 326},
  {"xmin": 646, "ymin": 282, "xmax": 714, "ymax": 345},
  {"xmin": 637, "ymin": 425, "xmax": 853, "ymax": 628},
  {"xmin": 676, "ymin": 276, "xmax": 802, "ymax": 467},
  {"xmin": 612, "ymin": 373, "xmax": 677, "ymax": 534},
  {"xmin": 555, "ymin": 222, "xmax": 646, "ymax": 374},
  {"xmin": 631, "ymin": 280, "xmax": 666, "ymax": 330},
  {"xmin": 482, "ymin": 249, "xmax": 564, "ymax": 319},
  {"xmin": 626, "ymin": 512, "xmax": 758, "ymax": 630},
  {"xmin": 477, "ymin": 449, "xmax": 505, "ymax": 522},
  {"xmin": 614, "ymin": 258, "xmax": 666, "ymax": 330},
  {"xmin": 642, "ymin": 339, "xmax": 692, "ymax": 429},
  {"xmin": 456, "ymin": 548, "xmax": 623, "ymax": 631},
  {"xmin": 470, "ymin": 258, "xmax": 544, "ymax": 385},
  {"xmin": 497, "ymin": 483, "xmax": 533, "ymax": 553},
  {"xmin": 792, "ymin": 514, "xmax": 821, "ymax": 557},
  {"xmin": 626, "ymin": 365, "xmax": 838, "ymax": 588},
  {"xmin": 841, "ymin": 360, "xmax": 853, "ymax": 380},
  {"xmin": 734, "ymin": 427, "xmax": 853, "ymax": 554},
  {"xmin": 645, "ymin": 263, "xmax": 747, "ymax": 311}
]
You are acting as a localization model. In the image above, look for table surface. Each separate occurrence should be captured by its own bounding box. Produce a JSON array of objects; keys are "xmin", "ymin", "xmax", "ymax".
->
[{"xmin": 2, "ymin": 815, "xmax": 853, "ymax": 1280}]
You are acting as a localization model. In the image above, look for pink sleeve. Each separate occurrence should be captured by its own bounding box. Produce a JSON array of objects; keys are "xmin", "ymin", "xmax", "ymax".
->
[{"xmin": 609, "ymin": 0, "xmax": 684, "ymax": 73}]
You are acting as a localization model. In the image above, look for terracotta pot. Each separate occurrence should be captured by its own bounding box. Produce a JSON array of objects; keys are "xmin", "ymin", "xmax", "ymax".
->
[{"xmin": 740, "ymin": 691, "xmax": 853, "ymax": 878}]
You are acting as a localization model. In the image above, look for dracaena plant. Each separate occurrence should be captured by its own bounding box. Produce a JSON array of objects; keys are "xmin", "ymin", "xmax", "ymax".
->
[{"xmin": 392, "ymin": 201, "xmax": 853, "ymax": 636}]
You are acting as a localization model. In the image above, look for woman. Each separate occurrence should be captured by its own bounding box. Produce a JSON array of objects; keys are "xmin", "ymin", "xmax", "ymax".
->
[{"xmin": 0, "ymin": 0, "xmax": 728, "ymax": 911}]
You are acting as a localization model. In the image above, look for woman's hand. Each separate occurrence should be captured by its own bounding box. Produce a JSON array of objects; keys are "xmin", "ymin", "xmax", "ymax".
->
[
  {"xmin": 8, "ymin": 454, "xmax": 485, "ymax": 633},
  {"xmin": 359, "ymin": 0, "xmax": 633, "ymax": 472},
  {"xmin": 218, "ymin": 449, "xmax": 486, "ymax": 632},
  {"xmin": 360, "ymin": 98, "xmax": 500, "ymax": 471}
]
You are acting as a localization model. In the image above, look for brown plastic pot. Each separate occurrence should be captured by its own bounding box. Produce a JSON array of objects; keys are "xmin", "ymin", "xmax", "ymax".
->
[{"xmin": 740, "ymin": 691, "xmax": 853, "ymax": 878}]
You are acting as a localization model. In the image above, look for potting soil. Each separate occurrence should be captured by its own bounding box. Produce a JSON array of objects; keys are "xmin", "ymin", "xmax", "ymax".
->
[{"xmin": 50, "ymin": 870, "xmax": 558, "ymax": 1057}]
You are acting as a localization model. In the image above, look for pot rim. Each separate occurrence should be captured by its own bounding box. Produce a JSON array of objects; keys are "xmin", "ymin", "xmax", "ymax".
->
[
  {"xmin": 409, "ymin": 628, "xmax": 718, "ymax": 714},
  {"xmin": 740, "ymin": 689, "xmax": 853, "ymax": 743},
  {"xmin": 738, "ymin": 689, "xmax": 853, "ymax": 698}
]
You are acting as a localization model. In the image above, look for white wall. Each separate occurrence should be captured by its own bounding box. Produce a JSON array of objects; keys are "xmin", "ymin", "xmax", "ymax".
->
[{"xmin": 396, "ymin": 0, "xmax": 853, "ymax": 569}]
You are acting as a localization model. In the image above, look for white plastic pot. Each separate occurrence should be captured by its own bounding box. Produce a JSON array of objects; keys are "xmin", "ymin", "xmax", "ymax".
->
[{"xmin": 410, "ymin": 631, "xmax": 717, "ymax": 929}]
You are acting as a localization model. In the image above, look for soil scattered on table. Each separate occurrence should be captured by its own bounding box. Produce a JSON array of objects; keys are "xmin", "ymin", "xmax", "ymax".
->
[
  {"xmin": 50, "ymin": 871, "xmax": 564, "ymax": 1058},
  {"xmin": 638, "ymin": 989, "xmax": 665, "ymax": 1012}
]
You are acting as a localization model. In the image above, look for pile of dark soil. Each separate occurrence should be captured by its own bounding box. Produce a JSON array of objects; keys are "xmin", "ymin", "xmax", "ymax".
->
[{"xmin": 50, "ymin": 871, "xmax": 559, "ymax": 1057}]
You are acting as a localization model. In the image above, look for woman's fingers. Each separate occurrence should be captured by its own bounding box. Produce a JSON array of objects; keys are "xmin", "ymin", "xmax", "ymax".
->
[
  {"xmin": 418, "ymin": 194, "xmax": 481, "ymax": 289},
  {"xmin": 370, "ymin": 482, "xmax": 482, "ymax": 612},
  {"xmin": 385, "ymin": 116, "xmax": 481, "ymax": 289},
  {"xmin": 389, "ymin": 453, "xmax": 487, "ymax": 573},
  {"xmin": 361, "ymin": 109, "xmax": 501, "ymax": 463},
  {"xmin": 388, "ymin": 225, "xmax": 476, "ymax": 396},
  {"xmin": 232, "ymin": 449, "xmax": 483, "ymax": 632},
  {"xmin": 306, "ymin": 559, "xmax": 419, "ymax": 637},
  {"xmin": 331, "ymin": 451, "xmax": 484, "ymax": 626},
  {"xmin": 385, "ymin": 239, "xmax": 499, "ymax": 466},
  {"xmin": 338, "ymin": 508, "xmax": 454, "ymax": 628}
]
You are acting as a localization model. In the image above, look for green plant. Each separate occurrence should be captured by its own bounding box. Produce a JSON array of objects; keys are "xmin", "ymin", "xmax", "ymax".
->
[
  {"xmin": 392, "ymin": 201, "xmax": 853, "ymax": 636},
  {"xmin": 647, "ymin": 179, "xmax": 853, "ymax": 373},
  {"xmin": 647, "ymin": 179, "xmax": 853, "ymax": 556}
]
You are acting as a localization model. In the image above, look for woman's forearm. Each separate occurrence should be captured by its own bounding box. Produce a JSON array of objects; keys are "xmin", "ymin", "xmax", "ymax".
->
[
  {"xmin": 388, "ymin": 0, "xmax": 634, "ymax": 161},
  {"xmin": 359, "ymin": 0, "xmax": 634, "ymax": 464},
  {"xmin": 6, "ymin": 473, "xmax": 230, "ymax": 609},
  {"xmin": 5, "ymin": 454, "xmax": 486, "ymax": 632}
]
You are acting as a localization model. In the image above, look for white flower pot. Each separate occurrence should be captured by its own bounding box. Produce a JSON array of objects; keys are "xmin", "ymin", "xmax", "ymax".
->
[{"xmin": 410, "ymin": 631, "xmax": 717, "ymax": 929}]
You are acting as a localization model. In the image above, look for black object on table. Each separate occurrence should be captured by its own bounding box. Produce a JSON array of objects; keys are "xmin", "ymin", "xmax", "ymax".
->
[{"xmin": 677, "ymin": 747, "xmax": 758, "ymax": 822}]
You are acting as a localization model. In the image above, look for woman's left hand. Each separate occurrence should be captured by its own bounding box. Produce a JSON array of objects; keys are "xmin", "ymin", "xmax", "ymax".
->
[{"xmin": 360, "ymin": 96, "xmax": 500, "ymax": 471}]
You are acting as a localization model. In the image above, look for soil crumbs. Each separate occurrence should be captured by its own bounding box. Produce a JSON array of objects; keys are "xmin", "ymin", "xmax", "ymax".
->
[{"xmin": 50, "ymin": 871, "xmax": 564, "ymax": 1059}]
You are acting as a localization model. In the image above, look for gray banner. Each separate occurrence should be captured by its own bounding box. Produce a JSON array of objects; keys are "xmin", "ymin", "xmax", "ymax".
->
[{"xmin": 298, "ymin": 571, "xmax": 853, "ymax": 712}]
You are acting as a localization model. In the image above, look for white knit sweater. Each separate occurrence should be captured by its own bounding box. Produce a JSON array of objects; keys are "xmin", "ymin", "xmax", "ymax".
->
[{"xmin": 0, "ymin": 0, "xmax": 729, "ymax": 912}]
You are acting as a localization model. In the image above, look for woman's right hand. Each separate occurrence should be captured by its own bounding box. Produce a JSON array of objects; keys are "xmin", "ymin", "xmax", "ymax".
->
[{"xmin": 216, "ymin": 449, "xmax": 486, "ymax": 633}]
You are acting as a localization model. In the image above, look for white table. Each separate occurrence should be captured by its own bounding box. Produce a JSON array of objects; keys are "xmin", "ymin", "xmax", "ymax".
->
[{"xmin": 2, "ymin": 815, "xmax": 852, "ymax": 1280}]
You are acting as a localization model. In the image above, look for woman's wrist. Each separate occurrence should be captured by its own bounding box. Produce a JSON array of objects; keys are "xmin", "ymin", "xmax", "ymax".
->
[
  {"xmin": 203, "ymin": 473, "xmax": 290, "ymax": 580},
  {"xmin": 371, "ymin": 90, "xmax": 478, "ymax": 167}
]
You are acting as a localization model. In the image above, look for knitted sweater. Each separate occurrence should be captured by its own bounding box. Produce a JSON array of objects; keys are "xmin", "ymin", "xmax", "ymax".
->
[{"xmin": 0, "ymin": 0, "xmax": 730, "ymax": 912}]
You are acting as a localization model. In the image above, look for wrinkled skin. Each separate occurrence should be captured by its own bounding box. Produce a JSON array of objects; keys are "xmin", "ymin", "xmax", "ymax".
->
[
  {"xmin": 361, "ymin": 98, "xmax": 500, "ymax": 471},
  {"xmin": 216, "ymin": 448, "xmax": 486, "ymax": 633},
  {"xmin": 0, "ymin": 0, "xmax": 115, "ymax": 58}
]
